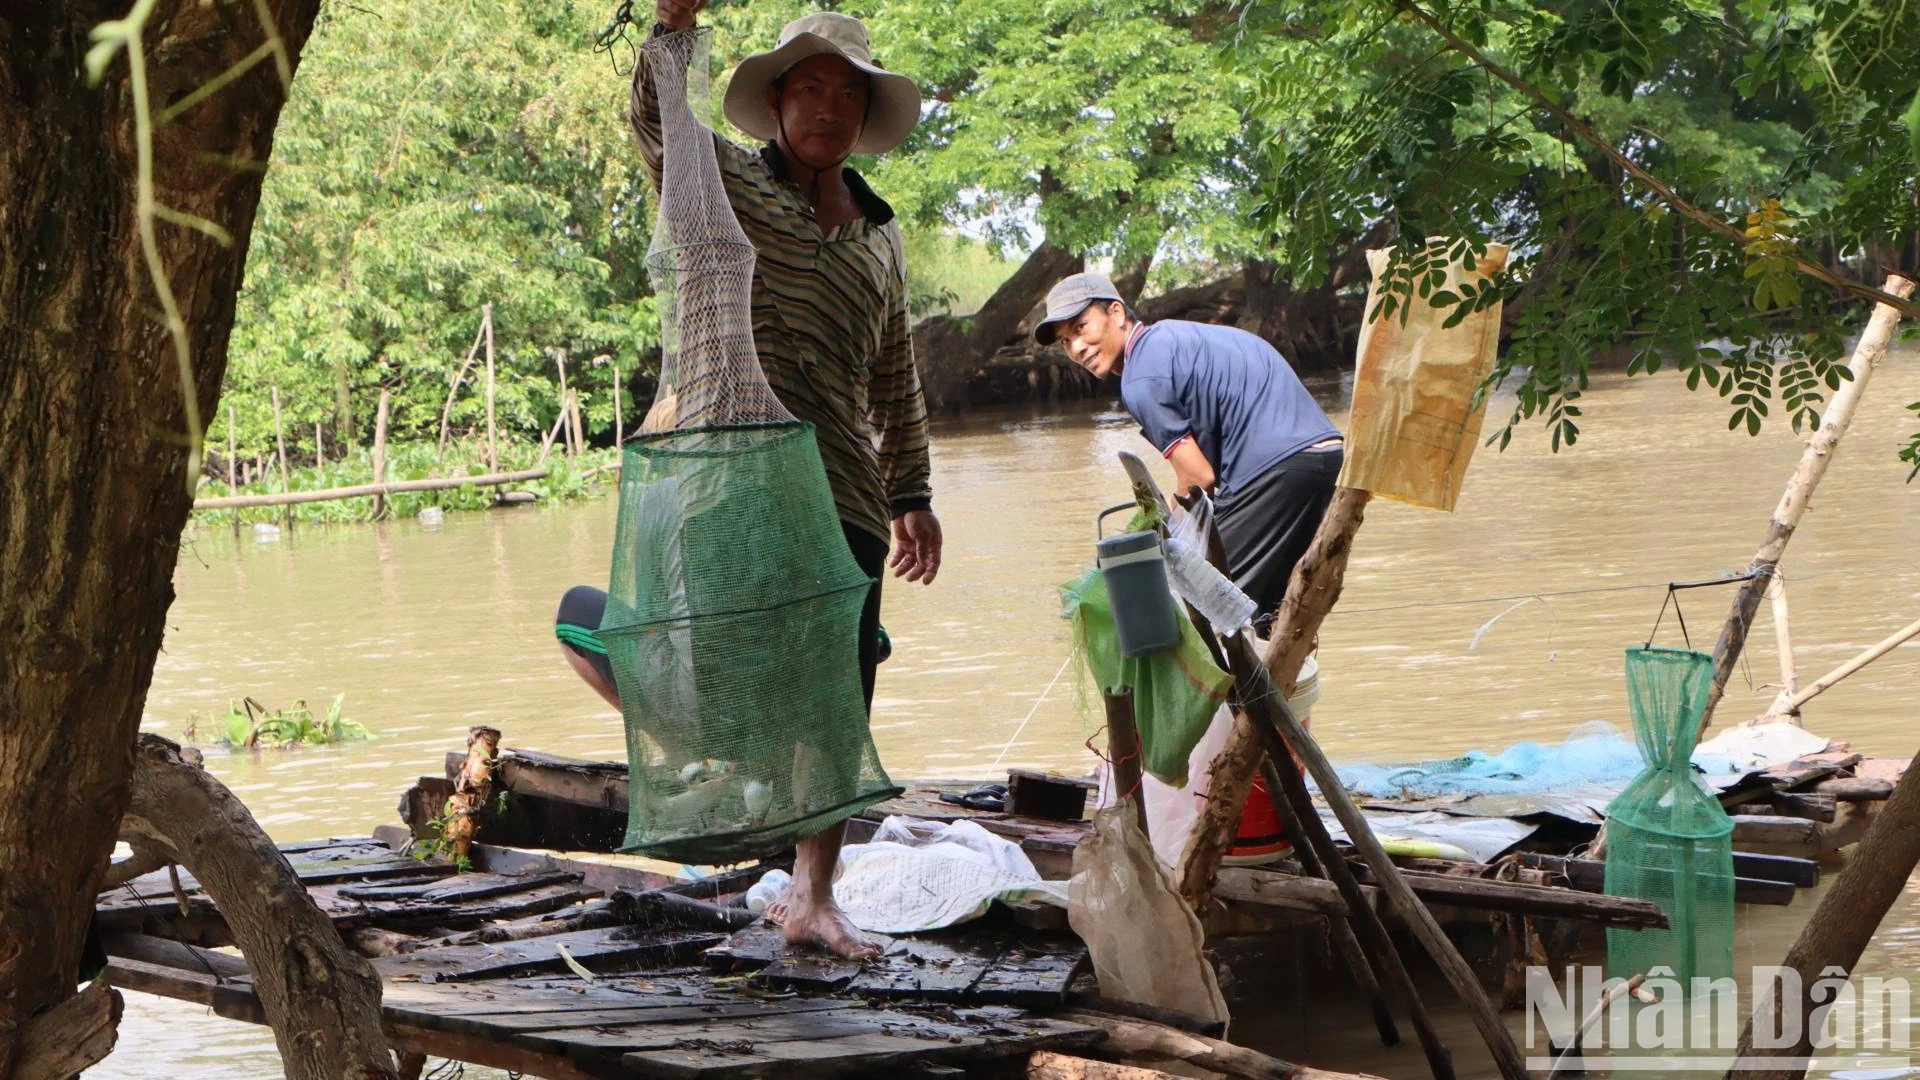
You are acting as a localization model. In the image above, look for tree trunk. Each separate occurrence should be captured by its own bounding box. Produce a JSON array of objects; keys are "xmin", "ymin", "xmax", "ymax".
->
[
  {"xmin": 0, "ymin": 4, "xmax": 324, "ymax": 1075},
  {"xmin": 1238, "ymin": 257, "xmax": 1362, "ymax": 376},
  {"xmin": 1730, "ymin": 748, "xmax": 1920, "ymax": 1078},
  {"xmin": 912, "ymin": 239, "xmax": 1082, "ymax": 409},
  {"xmin": 120, "ymin": 736, "xmax": 397, "ymax": 1078}
]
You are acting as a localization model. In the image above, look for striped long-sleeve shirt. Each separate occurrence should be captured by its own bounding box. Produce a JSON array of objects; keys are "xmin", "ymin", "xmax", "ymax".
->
[{"xmin": 630, "ymin": 36, "xmax": 933, "ymax": 544}]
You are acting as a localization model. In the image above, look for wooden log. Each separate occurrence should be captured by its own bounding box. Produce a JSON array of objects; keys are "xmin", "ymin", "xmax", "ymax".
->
[
  {"xmin": 1058, "ymin": 1010, "xmax": 1390, "ymax": 1080},
  {"xmin": 1030, "ymin": 1051, "xmax": 1183, "ymax": 1079},
  {"xmin": 1696, "ymin": 273, "xmax": 1916, "ymax": 736},
  {"xmin": 483, "ymin": 302, "xmax": 498, "ymax": 472},
  {"xmin": 14, "ymin": 978, "xmax": 122, "ymax": 1079},
  {"xmin": 372, "ymin": 389, "xmax": 391, "ymax": 520},
  {"xmin": 443, "ymin": 726, "xmax": 501, "ymax": 864},
  {"xmin": 1224, "ymin": 632, "xmax": 1529, "ymax": 1080},
  {"xmin": 191, "ymin": 468, "xmax": 549, "ymax": 510},
  {"xmin": 1179, "ymin": 486, "xmax": 1371, "ymax": 909},
  {"xmin": 1766, "ymin": 573, "xmax": 1796, "ymax": 716},
  {"xmin": 116, "ymin": 735, "xmax": 397, "ymax": 1078},
  {"xmin": 1103, "ymin": 689, "xmax": 1147, "ymax": 836},
  {"xmin": 1811, "ymin": 776, "xmax": 1895, "ymax": 802},
  {"xmin": 1733, "ymin": 746, "xmax": 1920, "ymax": 1076}
]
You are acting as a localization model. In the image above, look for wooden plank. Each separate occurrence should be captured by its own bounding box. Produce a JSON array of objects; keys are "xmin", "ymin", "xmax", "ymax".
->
[
  {"xmin": 619, "ymin": 1013, "xmax": 1101, "ymax": 1078},
  {"xmin": 1813, "ymin": 776, "xmax": 1896, "ymax": 802},
  {"xmin": 1029, "ymin": 1051, "xmax": 1183, "ymax": 1079},
  {"xmin": 1734, "ymin": 851, "xmax": 1821, "ymax": 887},
  {"xmin": 1731, "ymin": 814, "xmax": 1821, "ymax": 845},
  {"xmin": 373, "ymin": 824, "xmax": 686, "ymax": 896},
  {"xmin": 1516, "ymin": 854, "xmax": 1798, "ymax": 906},
  {"xmin": 447, "ymin": 747, "xmax": 633, "ymax": 811},
  {"xmin": 970, "ymin": 940, "xmax": 1088, "ymax": 1007},
  {"xmin": 337, "ymin": 870, "xmax": 578, "ymax": 903},
  {"xmin": 848, "ymin": 937, "xmax": 996, "ymax": 1000},
  {"xmin": 374, "ymin": 926, "xmax": 725, "ymax": 984},
  {"xmin": 1765, "ymin": 790, "xmax": 1837, "ymax": 822}
]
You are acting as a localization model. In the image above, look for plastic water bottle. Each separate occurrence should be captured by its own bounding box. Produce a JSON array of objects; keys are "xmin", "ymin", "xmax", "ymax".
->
[{"xmin": 744, "ymin": 868, "xmax": 791, "ymax": 913}]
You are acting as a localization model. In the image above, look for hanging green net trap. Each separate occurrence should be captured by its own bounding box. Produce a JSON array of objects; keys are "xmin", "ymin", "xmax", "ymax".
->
[
  {"xmin": 596, "ymin": 30, "xmax": 897, "ymax": 865},
  {"xmin": 1604, "ymin": 646, "xmax": 1735, "ymax": 990}
]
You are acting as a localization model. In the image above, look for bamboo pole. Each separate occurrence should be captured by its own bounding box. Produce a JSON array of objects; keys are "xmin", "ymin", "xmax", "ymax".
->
[
  {"xmin": 568, "ymin": 389, "xmax": 585, "ymax": 461},
  {"xmin": 483, "ymin": 303, "xmax": 498, "ymax": 474},
  {"xmin": 613, "ymin": 362, "xmax": 624, "ymax": 446},
  {"xmin": 554, "ymin": 353, "xmax": 573, "ymax": 458},
  {"xmin": 192, "ymin": 469, "xmax": 548, "ymax": 510},
  {"xmin": 538, "ymin": 410, "xmax": 566, "ymax": 465},
  {"xmin": 437, "ymin": 315, "xmax": 488, "ymax": 462},
  {"xmin": 1766, "ymin": 573, "xmax": 1796, "ymax": 720},
  {"xmin": 1764, "ymin": 616, "xmax": 1920, "ymax": 720},
  {"xmin": 371, "ymin": 390, "xmax": 392, "ymax": 521},
  {"xmin": 1695, "ymin": 273, "xmax": 1915, "ymax": 737},
  {"xmin": 1222, "ymin": 630, "xmax": 1530, "ymax": 1080},
  {"xmin": 315, "ymin": 421, "xmax": 324, "ymax": 466},
  {"xmin": 271, "ymin": 386, "xmax": 292, "ymax": 529},
  {"xmin": 1178, "ymin": 486, "xmax": 1372, "ymax": 908}
]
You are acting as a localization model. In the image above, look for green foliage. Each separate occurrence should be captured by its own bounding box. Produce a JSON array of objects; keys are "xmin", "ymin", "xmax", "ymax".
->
[
  {"xmin": 226, "ymin": 0, "xmax": 657, "ymax": 465},
  {"xmin": 1240, "ymin": 0, "xmax": 1920, "ymax": 469},
  {"xmin": 184, "ymin": 694, "xmax": 372, "ymax": 749},
  {"xmin": 411, "ymin": 798, "xmax": 474, "ymax": 873}
]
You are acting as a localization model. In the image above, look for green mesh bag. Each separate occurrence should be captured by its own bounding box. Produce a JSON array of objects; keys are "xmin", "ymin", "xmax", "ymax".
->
[
  {"xmin": 599, "ymin": 424, "xmax": 898, "ymax": 864},
  {"xmin": 1604, "ymin": 646, "xmax": 1735, "ymax": 990},
  {"xmin": 1061, "ymin": 568, "xmax": 1233, "ymax": 787},
  {"xmin": 596, "ymin": 30, "xmax": 898, "ymax": 865}
]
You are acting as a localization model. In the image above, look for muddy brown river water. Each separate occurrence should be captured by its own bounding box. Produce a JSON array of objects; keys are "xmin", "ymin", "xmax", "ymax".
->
[{"xmin": 98, "ymin": 358, "xmax": 1920, "ymax": 1077}]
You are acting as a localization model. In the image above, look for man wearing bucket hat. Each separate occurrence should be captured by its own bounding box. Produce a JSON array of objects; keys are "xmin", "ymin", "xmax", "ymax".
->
[
  {"xmin": 1036, "ymin": 273, "xmax": 1343, "ymax": 631},
  {"xmin": 552, "ymin": 1, "xmax": 938, "ymax": 958}
]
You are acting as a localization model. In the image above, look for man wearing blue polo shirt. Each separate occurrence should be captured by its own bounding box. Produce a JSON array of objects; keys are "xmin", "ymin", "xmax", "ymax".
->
[{"xmin": 1037, "ymin": 272, "xmax": 1343, "ymax": 632}]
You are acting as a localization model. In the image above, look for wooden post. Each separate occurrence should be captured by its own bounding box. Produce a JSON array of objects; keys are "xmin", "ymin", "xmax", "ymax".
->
[
  {"xmin": 1733, "ymin": 747, "xmax": 1920, "ymax": 1076},
  {"xmin": 437, "ymin": 315, "xmax": 488, "ymax": 463},
  {"xmin": 1222, "ymin": 631, "xmax": 1530, "ymax": 1080},
  {"xmin": 226, "ymin": 404, "xmax": 239, "ymax": 536},
  {"xmin": 1102, "ymin": 689, "xmax": 1147, "ymax": 836},
  {"xmin": 568, "ymin": 389, "xmax": 585, "ymax": 461},
  {"xmin": 442, "ymin": 726, "xmax": 502, "ymax": 864},
  {"xmin": 371, "ymin": 390, "xmax": 392, "ymax": 521},
  {"xmin": 553, "ymin": 353, "xmax": 573, "ymax": 458},
  {"xmin": 1696, "ymin": 273, "xmax": 1915, "ymax": 736},
  {"xmin": 613, "ymin": 362, "xmax": 624, "ymax": 447},
  {"xmin": 314, "ymin": 421, "xmax": 324, "ymax": 466},
  {"xmin": 538, "ymin": 410, "xmax": 567, "ymax": 466},
  {"xmin": 1765, "ymin": 573, "xmax": 1797, "ymax": 721},
  {"xmin": 483, "ymin": 302, "xmax": 498, "ymax": 474},
  {"xmin": 271, "ymin": 386, "xmax": 292, "ymax": 530},
  {"xmin": 1179, "ymin": 485, "xmax": 1372, "ymax": 908}
]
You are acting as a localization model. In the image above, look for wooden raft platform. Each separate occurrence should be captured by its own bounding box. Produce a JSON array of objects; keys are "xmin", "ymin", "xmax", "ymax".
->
[{"xmin": 95, "ymin": 835, "xmax": 1102, "ymax": 1078}]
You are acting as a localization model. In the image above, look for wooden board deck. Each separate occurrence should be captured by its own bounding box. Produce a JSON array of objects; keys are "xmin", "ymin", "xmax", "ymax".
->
[{"xmin": 95, "ymin": 835, "xmax": 1103, "ymax": 1078}]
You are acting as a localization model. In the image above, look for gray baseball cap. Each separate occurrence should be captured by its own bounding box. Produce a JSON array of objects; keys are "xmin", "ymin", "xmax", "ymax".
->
[{"xmin": 1033, "ymin": 272, "xmax": 1124, "ymax": 346}]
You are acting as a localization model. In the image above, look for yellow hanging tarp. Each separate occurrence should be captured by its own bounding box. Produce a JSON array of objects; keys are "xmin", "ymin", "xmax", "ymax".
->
[{"xmin": 1338, "ymin": 242, "xmax": 1509, "ymax": 512}]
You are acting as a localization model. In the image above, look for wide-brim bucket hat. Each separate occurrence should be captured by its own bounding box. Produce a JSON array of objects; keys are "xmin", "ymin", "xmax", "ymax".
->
[{"xmin": 722, "ymin": 12, "xmax": 921, "ymax": 156}]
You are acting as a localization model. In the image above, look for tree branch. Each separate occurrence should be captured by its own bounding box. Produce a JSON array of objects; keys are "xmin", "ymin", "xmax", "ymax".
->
[{"xmin": 1395, "ymin": 0, "xmax": 1920, "ymax": 322}]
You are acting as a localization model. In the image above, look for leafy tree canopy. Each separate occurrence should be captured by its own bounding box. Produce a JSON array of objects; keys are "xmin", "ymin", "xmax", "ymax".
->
[{"xmin": 1239, "ymin": 0, "xmax": 1920, "ymax": 461}]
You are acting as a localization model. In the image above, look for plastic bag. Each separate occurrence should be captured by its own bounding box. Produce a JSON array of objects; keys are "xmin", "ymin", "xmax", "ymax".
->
[{"xmin": 1068, "ymin": 804, "xmax": 1229, "ymax": 1026}]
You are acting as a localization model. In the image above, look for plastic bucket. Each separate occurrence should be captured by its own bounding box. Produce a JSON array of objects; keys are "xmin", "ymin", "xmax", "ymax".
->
[{"xmin": 1226, "ymin": 655, "xmax": 1321, "ymax": 866}]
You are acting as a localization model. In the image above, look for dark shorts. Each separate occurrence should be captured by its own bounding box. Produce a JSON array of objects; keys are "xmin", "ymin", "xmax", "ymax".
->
[
  {"xmin": 557, "ymin": 522, "xmax": 890, "ymax": 711},
  {"xmin": 1214, "ymin": 447, "xmax": 1342, "ymax": 631}
]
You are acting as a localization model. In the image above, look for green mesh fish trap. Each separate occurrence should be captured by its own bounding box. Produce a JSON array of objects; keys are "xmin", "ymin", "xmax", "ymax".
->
[
  {"xmin": 598, "ymin": 30, "xmax": 896, "ymax": 864},
  {"xmin": 1604, "ymin": 646, "xmax": 1735, "ymax": 990}
]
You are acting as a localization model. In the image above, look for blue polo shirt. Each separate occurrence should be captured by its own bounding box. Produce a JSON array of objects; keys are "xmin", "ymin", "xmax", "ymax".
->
[{"xmin": 1119, "ymin": 320, "xmax": 1339, "ymax": 497}]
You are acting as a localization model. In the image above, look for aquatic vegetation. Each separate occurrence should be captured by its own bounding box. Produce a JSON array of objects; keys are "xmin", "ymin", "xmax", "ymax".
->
[{"xmin": 183, "ymin": 693, "xmax": 373, "ymax": 749}]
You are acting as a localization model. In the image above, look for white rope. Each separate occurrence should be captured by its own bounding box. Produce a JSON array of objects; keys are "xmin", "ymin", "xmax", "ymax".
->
[{"xmin": 990, "ymin": 651, "xmax": 1076, "ymax": 769}]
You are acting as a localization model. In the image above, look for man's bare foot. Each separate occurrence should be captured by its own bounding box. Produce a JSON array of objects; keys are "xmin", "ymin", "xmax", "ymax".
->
[{"xmin": 776, "ymin": 893, "xmax": 879, "ymax": 959}]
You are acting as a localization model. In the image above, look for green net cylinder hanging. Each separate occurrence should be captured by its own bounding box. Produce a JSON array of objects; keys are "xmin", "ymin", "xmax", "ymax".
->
[
  {"xmin": 1604, "ymin": 646, "xmax": 1735, "ymax": 990},
  {"xmin": 596, "ymin": 29, "xmax": 899, "ymax": 865},
  {"xmin": 599, "ymin": 424, "xmax": 898, "ymax": 864}
]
